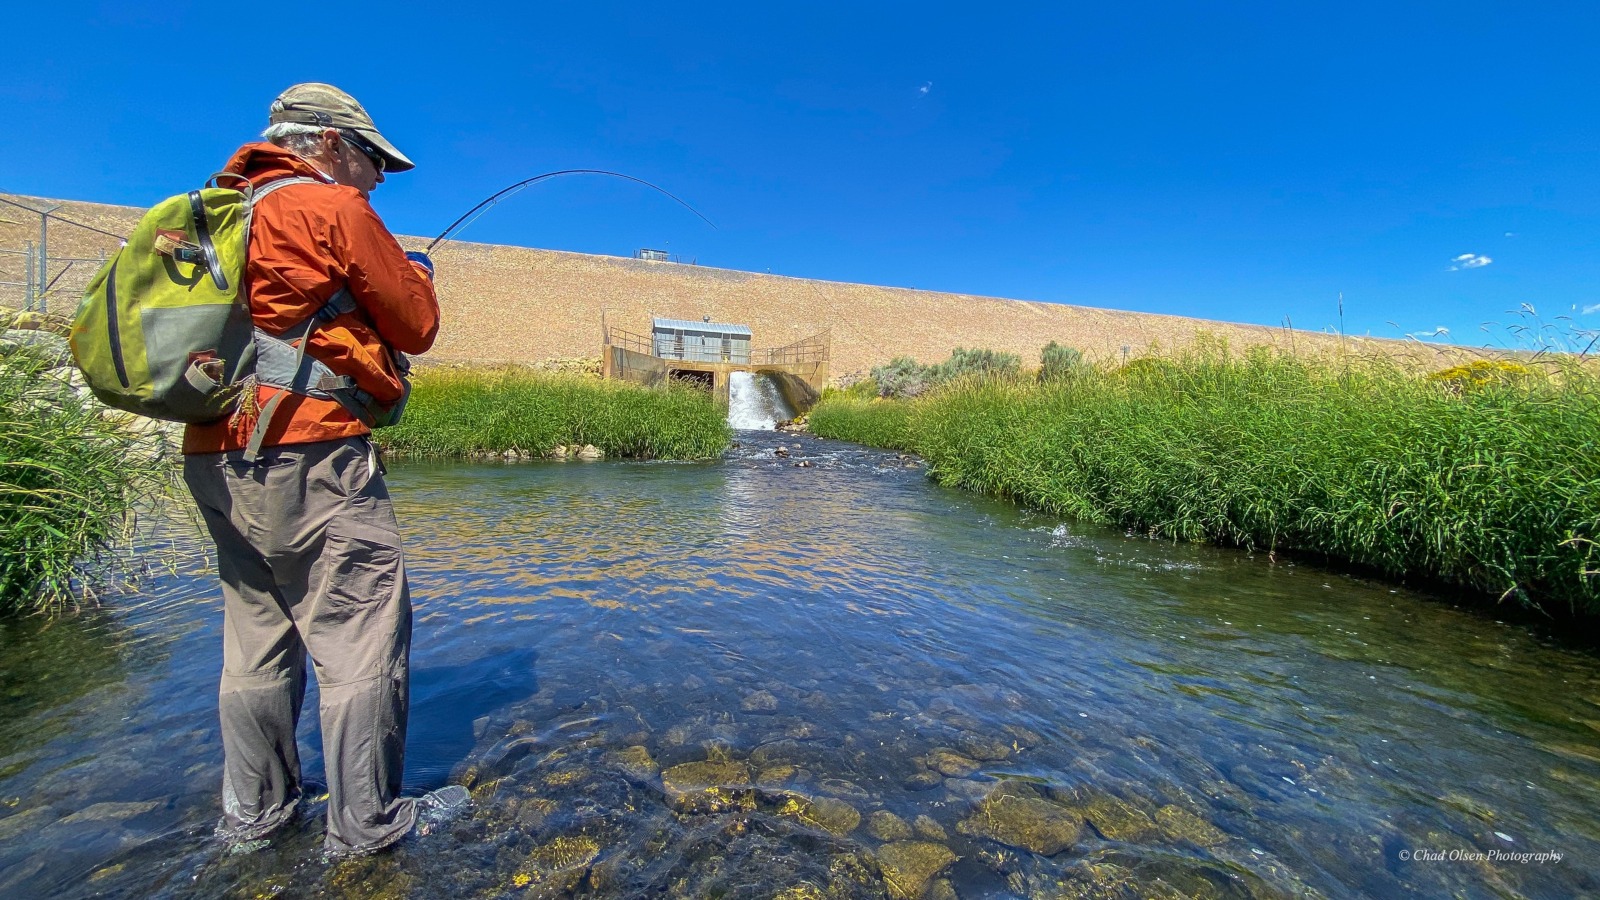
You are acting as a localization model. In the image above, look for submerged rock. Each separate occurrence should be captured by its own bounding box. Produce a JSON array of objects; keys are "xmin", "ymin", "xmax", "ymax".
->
[
  {"xmin": 606, "ymin": 745, "xmax": 660, "ymax": 785},
  {"xmin": 741, "ymin": 690, "xmax": 780, "ymax": 713},
  {"xmin": 956, "ymin": 731, "xmax": 1014, "ymax": 762},
  {"xmin": 867, "ymin": 810, "xmax": 914, "ymax": 842},
  {"xmin": 926, "ymin": 748, "xmax": 980, "ymax": 777},
  {"xmin": 1058, "ymin": 848, "xmax": 1287, "ymax": 900},
  {"xmin": 0, "ymin": 806, "xmax": 58, "ymax": 842},
  {"xmin": 57, "ymin": 801, "xmax": 161, "ymax": 826},
  {"xmin": 751, "ymin": 739, "xmax": 806, "ymax": 767},
  {"xmin": 777, "ymin": 793, "xmax": 861, "ymax": 836},
  {"xmin": 914, "ymin": 814, "xmax": 949, "ymax": 842},
  {"xmin": 1075, "ymin": 792, "xmax": 1160, "ymax": 843},
  {"xmin": 958, "ymin": 781, "xmax": 1084, "ymax": 856},
  {"xmin": 510, "ymin": 834, "xmax": 602, "ymax": 897},
  {"xmin": 660, "ymin": 760, "xmax": 753, "ymax": 813},
  {"xmin": 876, "ymin": 841, "xmax": 958, "ymax": 900},
  {"xmin": 783, "ymin": 720, "xmax": 823, "ymax": 740},
  {"xmin": 944, "ymin": 778, "xmax": 994, "ymax": 801},
  {"xmin": 904, "ymin": 770, "xmax": 943, "ymax": 791},
  {"xmin": 818, "ymin": 777, "xmax": 870, "ymax": 800},
  {"xmin": 1155, "ymin": 805, "xmax": 1227, "ymax": 847},
  {"xmin": 513, "ymin": 796, "xmax": 556, "ymax": 830},
  {"xmin": 757, "ymin": 765, "xmax": 799, "ymax": 788}
]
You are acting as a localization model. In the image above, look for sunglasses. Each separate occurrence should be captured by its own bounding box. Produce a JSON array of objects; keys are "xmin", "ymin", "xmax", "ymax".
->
[{"xmin": 339, "ymin": 131, "xmax": 386, "ymax": 173}]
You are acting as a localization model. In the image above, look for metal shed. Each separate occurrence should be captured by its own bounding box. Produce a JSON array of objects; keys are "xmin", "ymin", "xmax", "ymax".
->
[{"xmin": 651, "ymin": 317, "xmax": 752, "ymax": 364}]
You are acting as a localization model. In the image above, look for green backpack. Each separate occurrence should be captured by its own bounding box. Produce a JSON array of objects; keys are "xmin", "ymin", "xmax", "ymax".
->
[
  {"xmin": 69, "ymin": 175, "xmax": 409, "ymax": 457},
  {"xmin": 70, "ymin": 175, "xmax": 289, "ymax": 423}
]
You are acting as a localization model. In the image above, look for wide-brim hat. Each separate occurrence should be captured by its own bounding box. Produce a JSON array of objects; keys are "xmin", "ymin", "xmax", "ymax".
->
[{"xmin": 268, "ymin": 83, "xmax": 415, "ymax": 173}]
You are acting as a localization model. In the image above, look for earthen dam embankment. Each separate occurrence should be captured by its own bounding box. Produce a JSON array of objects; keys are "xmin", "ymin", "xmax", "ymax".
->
[{"xmin": 3, "ymin": 195, "xmax": 1440, "ymax": 380}]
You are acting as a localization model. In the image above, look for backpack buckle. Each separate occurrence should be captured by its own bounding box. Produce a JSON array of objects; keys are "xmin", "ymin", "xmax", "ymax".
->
[{"xmin": 154, "ymin": 229, "xmax": 203, "ymax": 263}]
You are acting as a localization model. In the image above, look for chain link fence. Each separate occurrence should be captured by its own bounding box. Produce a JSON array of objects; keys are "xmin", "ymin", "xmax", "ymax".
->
[{"xmin": 0, "ymin": 195, "xmax": 126, "ymax": 317}]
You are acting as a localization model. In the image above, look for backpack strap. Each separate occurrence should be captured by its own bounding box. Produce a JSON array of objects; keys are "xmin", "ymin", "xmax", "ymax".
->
[
  {"xmin": 248, "ymin": 176, "xmax": 317, "ymax": 208},
  {"xmin": 234, "ymin": 175, "xmax": 347, "ymax": 462},
  {"xmin": 242, "ymin": 176, "xmax": 317, "ymax": 247},
  {"xmin": 186, "ymin": 191, "xmax": 229, "ymax": 291}
]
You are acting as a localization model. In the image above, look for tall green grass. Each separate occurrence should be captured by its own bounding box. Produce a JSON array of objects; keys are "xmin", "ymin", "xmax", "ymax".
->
[
  {"xmin": 812, "ymin": 345, "xmax": 1600, "ymax": 616},
  {"xmin": 807, "ymin": 392, "xmax": 914, "ymax": 449},
  {"xmin": 0, "ymin": 350, "xmax": 169, "ymax": 615},
  {"xmin": 377, "ymin": 367, "xmax": 731, "ymax": 460}
]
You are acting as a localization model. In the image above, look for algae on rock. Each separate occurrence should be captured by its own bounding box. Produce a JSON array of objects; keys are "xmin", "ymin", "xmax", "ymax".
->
[
  {"xmin": 876, "ymin": 841, "xmax": 958, "ymax": 900},
  {"xmin": 957, "ymin": 780, "xmax": 1084, "ymax": 856}
]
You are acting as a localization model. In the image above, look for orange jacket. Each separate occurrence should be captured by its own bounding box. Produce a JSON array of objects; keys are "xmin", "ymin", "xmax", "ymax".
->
[{"xmin": 184, "ymin": 143, "xmax": 439, "ymax": 454}]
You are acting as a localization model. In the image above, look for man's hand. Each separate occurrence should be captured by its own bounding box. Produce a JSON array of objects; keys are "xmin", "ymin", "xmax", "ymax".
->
[{"xmin": 404, "ymin": 251, "xmax": 435, "ymax": 280}]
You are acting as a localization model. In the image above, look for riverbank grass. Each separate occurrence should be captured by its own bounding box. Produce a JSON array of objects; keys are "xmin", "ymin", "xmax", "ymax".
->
[
  {"xmin": 377, "ymin": 367, "xmax": 731, "ymax": 460},
  {"xmin": 812, "ymin": 345, "xmax": 1600, "ymax": 616},
  {"xmin": 0, "ymin": 348, "xmax": 170, "ymax": 615}
]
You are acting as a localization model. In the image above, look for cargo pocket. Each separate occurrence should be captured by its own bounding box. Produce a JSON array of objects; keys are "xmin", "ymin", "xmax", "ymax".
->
[{"xmin": 323, "ymin": 518, "xmax": 403, "ymax": 612}]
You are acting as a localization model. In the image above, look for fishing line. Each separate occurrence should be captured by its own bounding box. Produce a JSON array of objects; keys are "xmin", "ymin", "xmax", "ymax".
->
[{"xmin": 426, "ymin": 169, "xmax": 716, "ymax": 253}]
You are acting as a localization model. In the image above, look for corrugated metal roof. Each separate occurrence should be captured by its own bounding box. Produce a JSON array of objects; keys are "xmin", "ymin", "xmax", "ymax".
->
[{"xmin": 651, "ymin": 317, "xmax": 752, "ymax": 336}]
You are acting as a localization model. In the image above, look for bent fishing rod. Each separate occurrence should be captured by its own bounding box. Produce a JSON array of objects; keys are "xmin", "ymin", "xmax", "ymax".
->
[{"xmin": 425, "ymin": 169, "xmax": 716, "ymax": 253}]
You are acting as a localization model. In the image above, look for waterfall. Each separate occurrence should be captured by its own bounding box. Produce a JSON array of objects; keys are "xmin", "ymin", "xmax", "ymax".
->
[{"xmin": 728, "ymin": 372, "xmax": 796, "ymax": 430}]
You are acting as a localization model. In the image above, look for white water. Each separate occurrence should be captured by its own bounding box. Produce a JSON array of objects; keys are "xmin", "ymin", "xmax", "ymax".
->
[{"xmin": 728, "ymin": 371, "xmax": 796, "ymax": 430}]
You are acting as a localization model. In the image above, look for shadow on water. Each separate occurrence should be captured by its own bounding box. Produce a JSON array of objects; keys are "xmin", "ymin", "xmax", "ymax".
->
[{"xmin": 407, "ymin": 647, "xmax": 541, "ymax": 787}]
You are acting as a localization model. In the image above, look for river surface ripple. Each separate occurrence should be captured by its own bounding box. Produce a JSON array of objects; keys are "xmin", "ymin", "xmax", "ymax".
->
[{"xmin": 2, "ymin": 431, "xmax": 1599, "ymax": 898}]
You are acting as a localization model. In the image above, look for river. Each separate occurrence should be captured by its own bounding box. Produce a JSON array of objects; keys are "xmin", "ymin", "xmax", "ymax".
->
[{"xmin": 1, "ymin": 430, "xmax": 1597, "ymax": 898}]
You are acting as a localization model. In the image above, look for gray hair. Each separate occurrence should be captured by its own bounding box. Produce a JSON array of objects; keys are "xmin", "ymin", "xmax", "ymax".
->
[{"xmin": 262, "ymin": 122, "xmax": 326, "ymax": 157}]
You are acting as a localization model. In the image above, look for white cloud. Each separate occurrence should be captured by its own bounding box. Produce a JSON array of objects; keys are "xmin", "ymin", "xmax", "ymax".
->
[
  {"xmin": 1407, "ymin": 326, "xmax": 1451, "ymax": 340},
  {"xmin": 1448, "ymin": 253, "xmax": 1492, "ymax": 271},
  {"xmin": 1584, "ymin": 303, "xmax": 1600, "ymax": 315},
  {"xmin": 918, "ymin": 81, "xmax": 933, "ymax": 96}
]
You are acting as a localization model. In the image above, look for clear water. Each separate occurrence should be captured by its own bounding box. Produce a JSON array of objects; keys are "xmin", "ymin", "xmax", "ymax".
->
[{"xmin": 3, "ymin": 431, "xmax": 1599, "ymax": 898}]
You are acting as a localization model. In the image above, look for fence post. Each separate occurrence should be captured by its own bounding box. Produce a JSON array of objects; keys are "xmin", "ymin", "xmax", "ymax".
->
[
  {"xmin": 37, "ymin": 206, "xmax": 59, "ymax": 315},
  {"xmin": 23, "ymin": 240, "xmax": 34, "ymax": 311},
  {"xmin": 36, "ymin": 241, "xmax": 48, "ymax": 314}
]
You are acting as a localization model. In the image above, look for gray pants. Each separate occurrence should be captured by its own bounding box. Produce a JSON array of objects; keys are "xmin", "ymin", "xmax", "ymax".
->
[{"xmin": 184, "ymin": 436, "xmax": 417, "ymax": 854}]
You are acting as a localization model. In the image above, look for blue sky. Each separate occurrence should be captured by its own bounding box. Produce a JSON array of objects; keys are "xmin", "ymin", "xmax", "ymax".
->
[{"xmin": 3, "ymin": 2, "xmax": 1597, "ymax": 349}]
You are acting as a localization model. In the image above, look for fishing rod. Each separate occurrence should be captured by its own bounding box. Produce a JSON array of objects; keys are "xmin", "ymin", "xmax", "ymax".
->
[{"xmin": 425, "ymin": 169, "xmax": 716, "ymax": 253}]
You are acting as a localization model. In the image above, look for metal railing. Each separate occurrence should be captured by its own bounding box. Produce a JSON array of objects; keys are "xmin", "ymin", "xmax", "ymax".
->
[
  {"xmin": 604, "ymin": 325, "xmax": 653, "ymax": 355},
  {"xmin": 758, "ymin": 330, "xmax": 830, "ymax": 366}
]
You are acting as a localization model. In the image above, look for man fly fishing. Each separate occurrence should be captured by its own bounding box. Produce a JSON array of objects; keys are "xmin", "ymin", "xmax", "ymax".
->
[{"xmin": 182, "ymin": 83, "xmax": 467, "ymax": 856}]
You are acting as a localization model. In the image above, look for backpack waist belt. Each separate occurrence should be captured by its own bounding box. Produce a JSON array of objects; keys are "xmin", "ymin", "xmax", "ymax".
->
[{"xmin": 244, "ymin": 287, "xmax": 389, "ymax": 460}]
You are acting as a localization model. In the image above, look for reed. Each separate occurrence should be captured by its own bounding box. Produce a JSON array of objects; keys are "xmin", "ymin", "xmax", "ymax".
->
[
  {"xmin": 376, "ymin": 367, "xmax": 731, "ymax": 460},
  {"xmin": 0, "ymin": 350, "xmax": 170, "ymax": 615},
  {"xmin": 812, "ymin": 344, "xmax": 1600, "ymax": 616}
]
